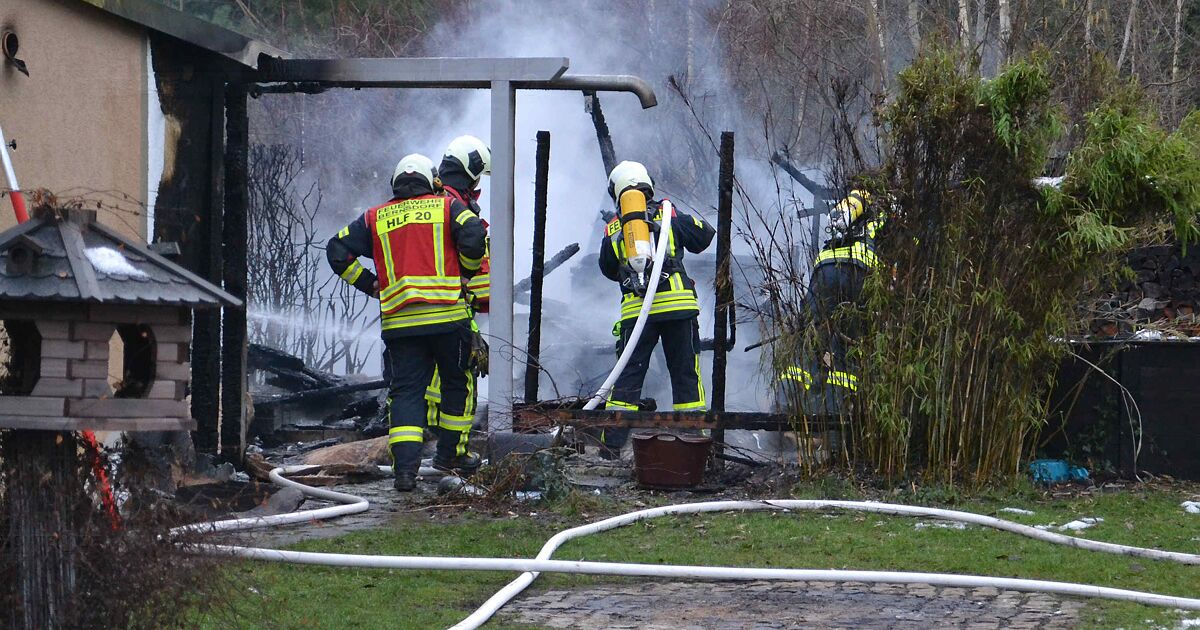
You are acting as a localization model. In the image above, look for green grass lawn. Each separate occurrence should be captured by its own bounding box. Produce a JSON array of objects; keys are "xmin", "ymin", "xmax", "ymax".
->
[{"xmin": 196, "ymin": 482, "xmax": 1200, "ymax": 629}]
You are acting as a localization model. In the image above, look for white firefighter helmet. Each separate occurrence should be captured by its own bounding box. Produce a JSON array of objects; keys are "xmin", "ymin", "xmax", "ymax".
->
[
  {"xmin": 608, "ymin": 160, "xmax": 654, "ymax": 202},
  {"xmin": 443, "ymin": 135, "xmax": 492, "ymax": 182},
  {"xmin": 392, "ymin": 153, "xmax": 438, "ymax": 191}
]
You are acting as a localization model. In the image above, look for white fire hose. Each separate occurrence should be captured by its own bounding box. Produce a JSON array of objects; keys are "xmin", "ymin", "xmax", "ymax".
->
[
  {"xmin": 175, "ymin": 472, "xmax": 1200, "ymax": 628},
  {"xmin": 171, "ymin": 200, "xmax": 1200, "ymax": 626}
]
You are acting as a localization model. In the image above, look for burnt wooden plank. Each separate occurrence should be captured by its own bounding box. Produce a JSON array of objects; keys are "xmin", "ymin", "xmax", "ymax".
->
[{"xmin": 514, "ymin": 408, "xmax": 800, "ymax": 431}]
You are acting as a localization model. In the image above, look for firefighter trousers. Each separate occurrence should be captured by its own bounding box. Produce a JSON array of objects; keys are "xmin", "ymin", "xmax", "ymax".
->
[
  {"xmin": 382, "ymin": 324, "xmax": 476, "ymax": 474},
  {"xmin": 380, "ymin": 360, "xmax": 474, "ymax": 461},
  {"xmin": 781, "ymin": 261, "xmax": 867, "ymax": 415},
  {"xmin": 604, "ymin": 316, "xmax": 706, "ymax": 451}
]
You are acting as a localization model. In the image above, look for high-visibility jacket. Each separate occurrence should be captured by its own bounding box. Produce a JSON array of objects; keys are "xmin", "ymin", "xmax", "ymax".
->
[
  {"xmin": 598, "ymin": 200, "xmax": 715, "ymax": 324},
  {"xmin": 814, "ymin": 189, "xmax": 885, "ymax": 270},
  {"xmin": 326, "ymin": 188, "xmax": 486, "ymax": 337},
  {"xmin": 444, "ymin": 186, "xmax": 490, "ymax": 312}
]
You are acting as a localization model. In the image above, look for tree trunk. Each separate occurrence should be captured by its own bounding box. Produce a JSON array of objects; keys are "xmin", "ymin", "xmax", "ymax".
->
[
  {"xmin": 958, "ymin": 0, "xmax": 971, "ymax": 47},
  {"xmin": 1171, "ymin": 0, "xmax": 1184, "ymax": 113},
  {"xmin": 1084, "ymin": 0, "xmax": 1094, "ymax": 52},
  {"xmin": 686, "ymin": 0, "xmax": 695, "ymax": 85},
  {"xmin": 1117, "ymin": 0, "xmax": 1138, "ymax": 72},
  {"xmin": 867, "ymin": 0, "xmax": 889, "ymax": 91},
  {"xmin": 907, "ymin": 0, "xmax": 921, "ymax": 53},
  {"xmin": 998, "ymin": 0, "xmax": 1012, "ymax": 61},
  {"xmin": 975, "ymin": 0, "xmax": 988, "ymax": 52}
]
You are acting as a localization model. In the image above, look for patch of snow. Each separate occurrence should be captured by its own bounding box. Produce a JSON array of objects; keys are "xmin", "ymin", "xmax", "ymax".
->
[
  {"xmin": 1182, "ymin": 501, "xmax": 1200, "ymax": 514},
  {"xmin": 1000, "ymin": 507, "xmax": 1035, "ymax": 515},
  {"xmin": 1177, "ymin": 619, "xmax": 1200, "ymax": 629},
  {"xmin": 1035, "ymin": 517, "xmax": 1104, "ymax": 531},
  {"xmin": 1058, "ymin": 517, "xmax": 1104, "ymax": 531},
  {"xmin": 85, "ymin": 246, "xmax": 146, "ymax": 278},
  {"xmin": 1033, "ymin": 175, "xmax": 1065, "ymax": 189},
  {"xmin": 1133, "ymin": 329, "xmax": 1165, "ymax": 340},
  {"xmin": 914, "ymin": 521, "xmax": 968, "ymax": 530}
]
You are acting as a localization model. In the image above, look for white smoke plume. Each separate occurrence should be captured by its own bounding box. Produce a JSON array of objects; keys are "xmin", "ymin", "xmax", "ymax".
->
[{"xmin": 249, "ymin": 0, "xmax": 823, "ymax": 412}]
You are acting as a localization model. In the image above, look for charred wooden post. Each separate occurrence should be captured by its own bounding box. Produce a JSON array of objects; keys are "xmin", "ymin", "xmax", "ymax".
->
[
  {"xmin": 188, "ymin": 79, "xmax": 225, "ymax": 451},
  {"xmin": 584, "ymin": 91, "xmax": 617, "ymax": 176},
  {"xmin": 712, "ymin": 132, "xmax": 736, "ymax": 459},
  {"xmin": 220, "ymin": 82, "xmax": 250, "ymax": 461},
  {"xmin": 524, "ymin": 130, "xmax": 551, "ymax": 404}
]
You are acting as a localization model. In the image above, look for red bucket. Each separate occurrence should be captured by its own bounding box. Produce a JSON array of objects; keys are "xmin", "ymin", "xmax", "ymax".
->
[{"xmin": 632, "ymin": 433, "xmax": 711, "ymax": 488}]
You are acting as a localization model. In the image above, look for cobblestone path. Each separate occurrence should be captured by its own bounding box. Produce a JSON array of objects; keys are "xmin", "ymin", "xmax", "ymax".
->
[{"xmin": 502, "ymin": 580, "xmax": 1084, "ymax": 629}]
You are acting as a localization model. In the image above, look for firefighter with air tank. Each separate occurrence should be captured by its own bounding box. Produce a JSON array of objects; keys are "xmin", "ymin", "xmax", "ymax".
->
[{"xmin": 598, "ymin": 160, "xmax": 716, "ymax": 458}]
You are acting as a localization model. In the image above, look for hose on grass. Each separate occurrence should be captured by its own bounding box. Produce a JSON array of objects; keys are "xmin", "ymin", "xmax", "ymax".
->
[{"xmin": 175, "ymin": 476, "xmax": 1200, "ymax": 628}]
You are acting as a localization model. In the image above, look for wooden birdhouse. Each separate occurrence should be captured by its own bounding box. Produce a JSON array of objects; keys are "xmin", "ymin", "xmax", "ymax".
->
[{"xmin": 0, "ymin": 206, "xmax": 239, "ymax": 432}]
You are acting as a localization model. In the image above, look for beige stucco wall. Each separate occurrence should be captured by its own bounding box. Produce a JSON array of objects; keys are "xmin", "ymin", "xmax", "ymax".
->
[{"xmin": 0, "ymin": 0, "xmax": 147, "ymax": 240}]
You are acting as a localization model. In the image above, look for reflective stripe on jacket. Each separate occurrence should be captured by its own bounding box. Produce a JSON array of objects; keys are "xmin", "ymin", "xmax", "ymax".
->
[
  {"xmin": 606, "ymin": 203, "xmax": 702, "ymax": 323},
  {"xmin": 445, "ymin": 186, "xmax": 491, "ymax": 312},
  {"xmin": 814, "ymin": 192, "xmax": 885, "ymax": 270},
  {"xmin": 368, "ymin": 195, "xmax": 474, "ymax": 330}
]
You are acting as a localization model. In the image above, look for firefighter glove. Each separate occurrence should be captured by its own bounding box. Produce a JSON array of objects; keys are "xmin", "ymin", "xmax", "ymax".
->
[{"xmin": 469, "ymin": 329, "xmax": 490, "ymax": 378}]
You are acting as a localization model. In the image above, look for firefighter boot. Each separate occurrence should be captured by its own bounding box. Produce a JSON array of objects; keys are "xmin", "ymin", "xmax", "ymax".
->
[
  {"xmin": 433, "ymin": 452, "xmax": 482, "ymax": 476},
  {"xmin": 390, "ymin": 442, "xmax": 421, "ymax": 492},
  {"xmin": 432, "ymin": 426, "xmax": 482, "ymax": 476}
]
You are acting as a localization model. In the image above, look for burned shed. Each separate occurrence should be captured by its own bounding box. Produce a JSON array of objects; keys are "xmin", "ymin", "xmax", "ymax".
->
[{"xmin": 0, "ymin": 205, "xmax": 239, "ymax": 432}]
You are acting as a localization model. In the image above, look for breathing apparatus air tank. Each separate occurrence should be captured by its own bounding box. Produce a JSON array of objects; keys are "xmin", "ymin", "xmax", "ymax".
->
[{"xmin": 619, "ymin": 188, "xmax": 654, "ymax": 285}]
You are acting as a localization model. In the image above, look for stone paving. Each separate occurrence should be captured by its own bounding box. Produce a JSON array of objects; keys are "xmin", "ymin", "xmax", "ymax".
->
[{"xmin": 501, "ymin": 580, "xmax": 1085, "ymax": 629}]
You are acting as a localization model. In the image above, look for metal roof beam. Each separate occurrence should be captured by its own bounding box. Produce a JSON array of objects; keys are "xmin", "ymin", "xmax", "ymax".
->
[
  {"xmin": 254, "ymin": 57, "xmax": 570, "ymax": 85},
  {"xmin": 249, "ymin": 59, "xmax": 657, "ymax": 109}
]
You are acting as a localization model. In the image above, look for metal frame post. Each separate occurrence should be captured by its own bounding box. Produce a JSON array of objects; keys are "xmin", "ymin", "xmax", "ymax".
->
[{"xmin": 488, "ymin": 80, "xmax": 517, "ymax": 431}]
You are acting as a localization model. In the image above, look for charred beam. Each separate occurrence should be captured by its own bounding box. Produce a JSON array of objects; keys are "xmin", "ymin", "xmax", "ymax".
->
[
  {"xmin": 512, "ymin": 408, "xmax": 805, "ymax": 431},
  {"xmin": 514, "ymin": 242, "xmax": 580, "ymax": 303},
  {"xmin": 524, "ymin": 131, "xmax": 551, "ymax": 404},
  {"xmin": 254, "ymin": 379, "xmax": 387, "ymax": 407},
  {"xmin": 712, "ymin": 132, "xmax": 736, "ymax": 460},
  {"xmin": 584, "ymin": 92, "xmax": 618, "ymax": 176}
]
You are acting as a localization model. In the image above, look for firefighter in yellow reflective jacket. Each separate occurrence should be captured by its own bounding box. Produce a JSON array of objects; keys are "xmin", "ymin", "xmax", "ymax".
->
[
  {"xmin": 326, "ymin": 154, "xmax": 486, "ymax": 492},
  {"xmin": 780, "ymin": 187, "xmax": 884, "ymax": 413},
  {"xmin": 598, "ymin": 161, "xmax": 715, "ymax": 457}
]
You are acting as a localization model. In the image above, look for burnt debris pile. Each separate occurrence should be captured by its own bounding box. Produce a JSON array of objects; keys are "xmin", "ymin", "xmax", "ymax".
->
[{"xmin": 248, "ymin": 343, "xmax": 389, "ymax": 446}]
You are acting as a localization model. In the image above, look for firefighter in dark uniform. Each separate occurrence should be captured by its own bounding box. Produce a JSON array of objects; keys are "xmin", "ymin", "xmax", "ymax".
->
[
  {"xmin": 420, "ymin": 135, "xmax": 493, "ymax": 464},
  {"xmin": 326, "ymin": 153, "xmax": 487, "ymax": 492},
  {"xmin": 598, "ymin": 161, "xmax": 716, "ymax": 457},
  {"xmin": 779, "ymin": 187, "xmax": 884, "ymax": 414}
]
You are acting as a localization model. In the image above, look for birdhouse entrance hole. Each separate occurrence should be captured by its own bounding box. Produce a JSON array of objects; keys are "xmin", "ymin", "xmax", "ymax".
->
[
  {"xmin": 108, "ymin": 324, "xmax": 156, "ymax": 399},
  {"xmin": 0, "ymin": 319, "xmax": 41, "ymax": 395}
]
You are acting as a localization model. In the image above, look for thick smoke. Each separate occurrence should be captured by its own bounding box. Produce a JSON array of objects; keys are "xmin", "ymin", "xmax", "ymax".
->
[{"xmin": 250, "ymin": 0, "xmax": 821, "ymax": 414}]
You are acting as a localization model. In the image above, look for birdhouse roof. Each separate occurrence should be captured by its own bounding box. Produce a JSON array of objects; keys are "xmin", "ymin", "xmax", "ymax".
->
[{"xmin": 0, "ymin": 207, "xmax": 240, "ymax": 308}]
